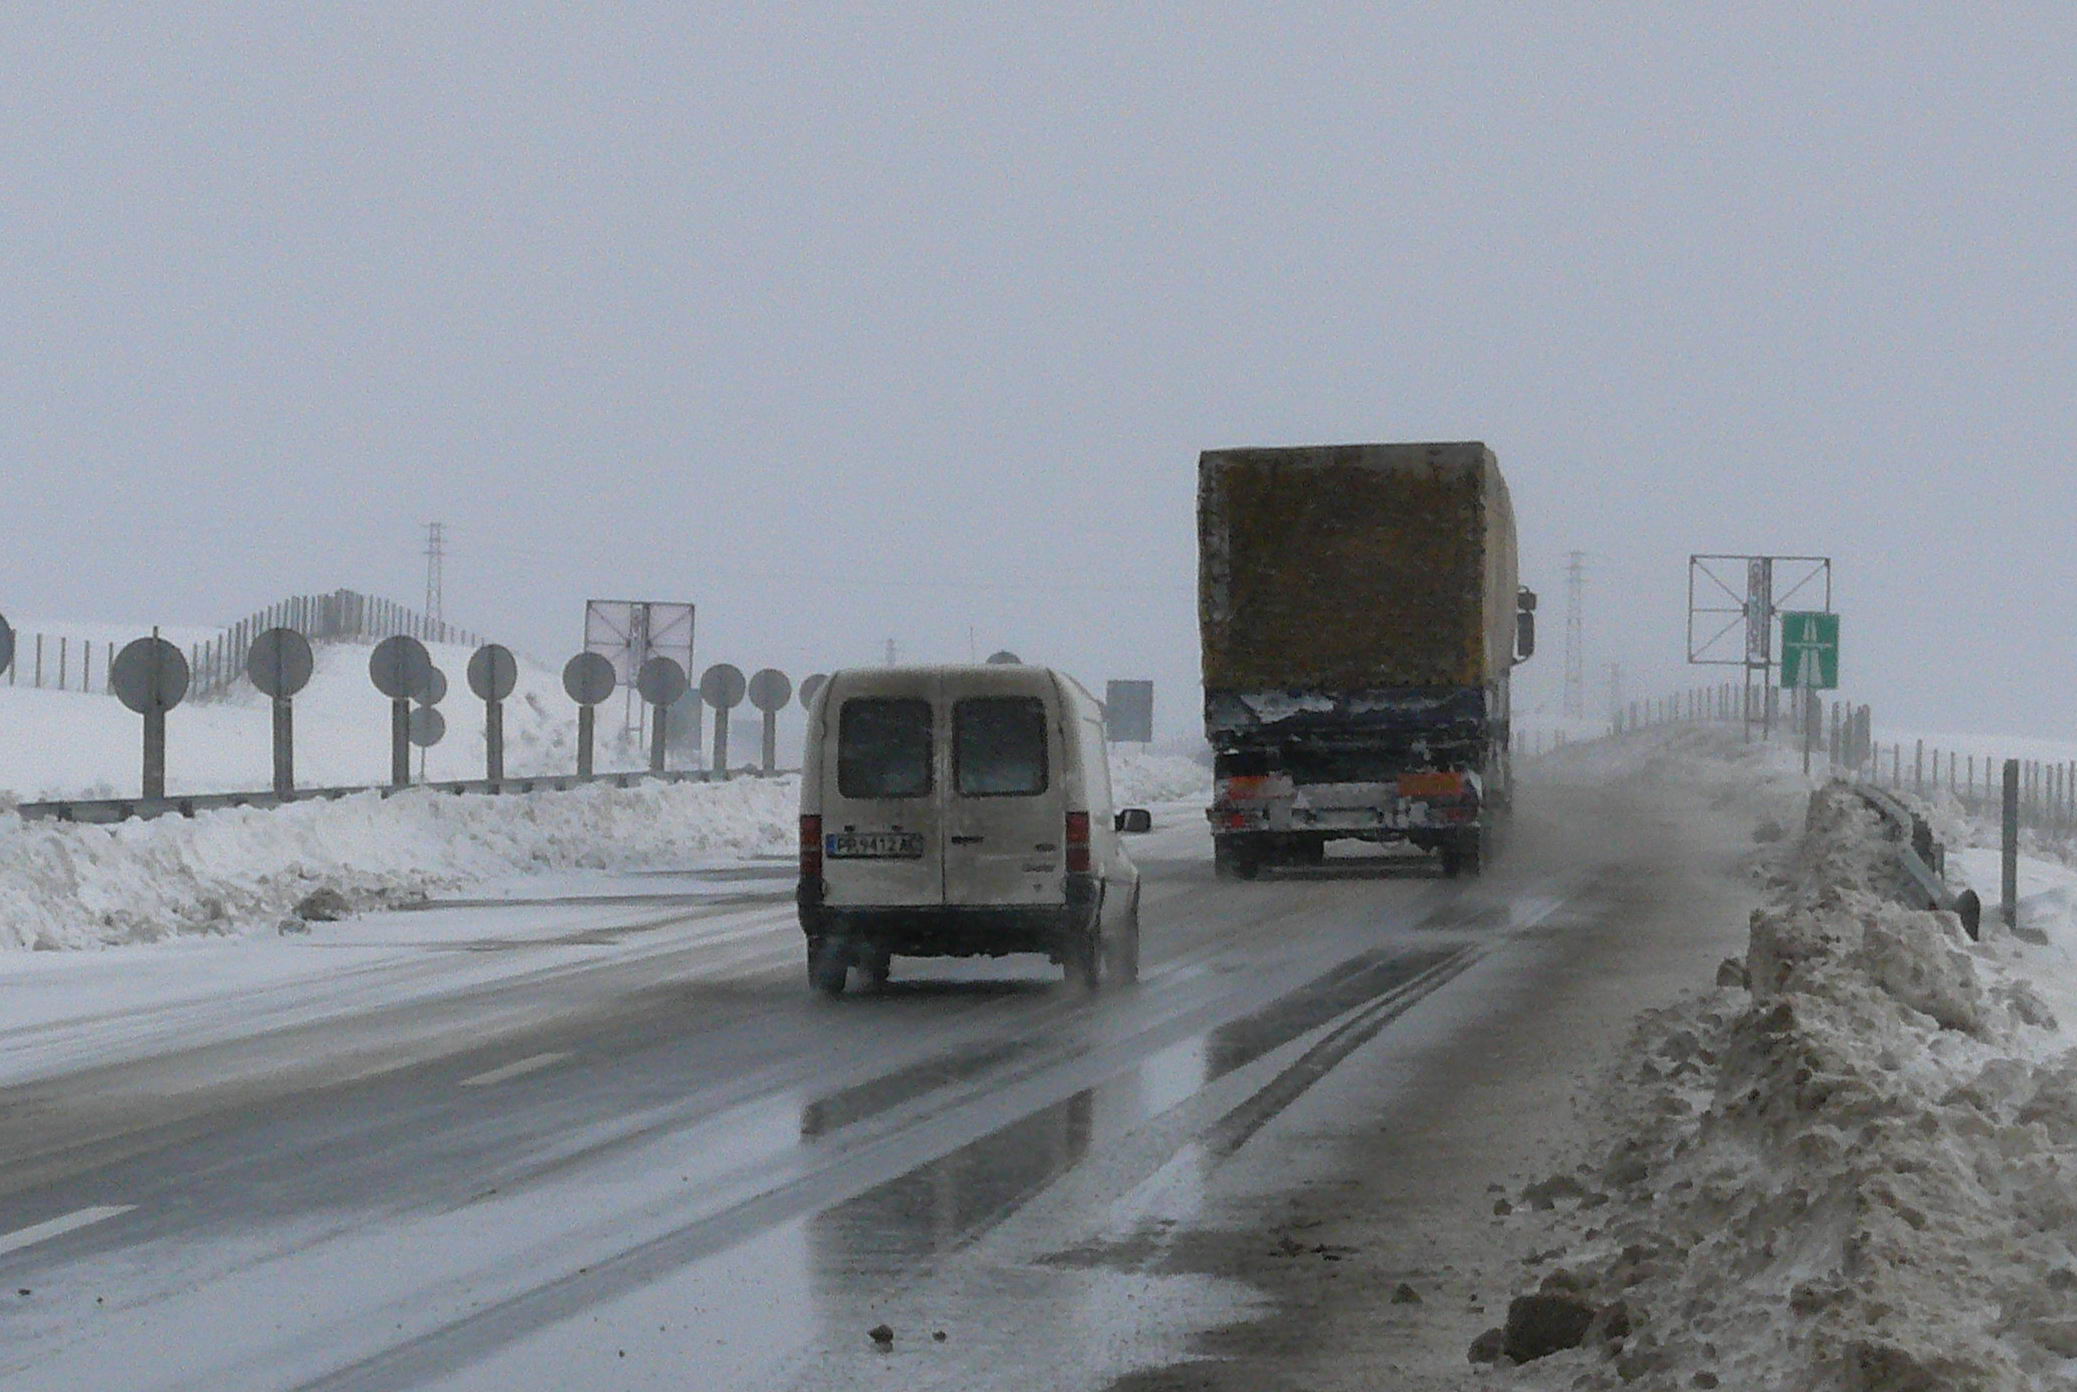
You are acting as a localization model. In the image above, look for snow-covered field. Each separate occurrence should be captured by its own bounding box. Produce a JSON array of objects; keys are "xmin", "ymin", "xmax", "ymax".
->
[{"xmin": 1487, "ymin": 726, "xmax": 2077, "ymax": 1390}]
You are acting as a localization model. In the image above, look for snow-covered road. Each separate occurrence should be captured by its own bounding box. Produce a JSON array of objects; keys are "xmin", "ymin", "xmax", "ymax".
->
[
  {"xmin": 0, "ymin": 772, "xmax": 1695, "ymax": 1392},
  {"xmin": 18, "ymin": 728, "xmax": 2060, "ymax": 1391}
]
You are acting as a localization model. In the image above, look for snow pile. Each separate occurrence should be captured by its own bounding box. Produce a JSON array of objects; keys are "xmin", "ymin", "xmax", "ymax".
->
[
  {"xmin": 1485, "ymin": 782, "xmax": 2077, "ymax": 1390},
  {"xmin": 0, "ymin": 776, "xmax": 796, "ymax": 951},
  {"xmin": 1111, "ymin": 749, "xmax": 1208, "ymax": 806}
]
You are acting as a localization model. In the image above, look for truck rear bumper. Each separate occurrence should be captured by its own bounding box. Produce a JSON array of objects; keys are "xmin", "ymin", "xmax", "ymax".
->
[{"xmin": 1208, "ymin": 787, "xmax": 1482, "ymax": 835}]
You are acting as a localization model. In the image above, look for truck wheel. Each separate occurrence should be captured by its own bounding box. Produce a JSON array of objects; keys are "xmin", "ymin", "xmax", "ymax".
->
[
  {"xmin": 1441, "ymin": 830, "xmax": 1485, "ymax": 879},
  {"xmin": 1213, "ymin": 835, "xmax": 1262, "ymax": 881},
  {"xmin": 807, "ymin": 937, "xmax": 849, "ymax": 997},
  {"xmin": 1293, "ymin": 837, "xmax": 1326, "ymax": 867}
]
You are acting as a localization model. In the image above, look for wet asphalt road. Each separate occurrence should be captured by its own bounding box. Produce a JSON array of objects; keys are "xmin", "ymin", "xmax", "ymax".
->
[{"xmin": 0, "ymin": 801, "xmax": 1606, "ymax": 1391}]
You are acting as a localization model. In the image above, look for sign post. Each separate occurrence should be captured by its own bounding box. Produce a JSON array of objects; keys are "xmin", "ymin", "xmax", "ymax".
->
[
  {"xmin": 370, "ymin": 636, "xmax": 432, "ymax": 789},
  {"xmin": 247, "ymin": 627, "xmax": 314, "ymax": 795},
  {"xmin": 111, "ymin": 632, "xmax": 190, "ymax": 799},
  {"xmin": 700, "ymin": 664, "xmax": 747, "ymax": 779},
  {"xmin": 1779, "ymin": 611, "xmax": 1840, "ymax": 776},
  {"xmin": 636, "ymin": 657, "xmax": 690, "ymax": 774},
  {"xmin": 747, "ymin": 669, "xmax": 793, "ymax": 774},
  {"xmin": 563, "ymin": 653, "xmax": 618, "ymax": 778},
  {"xmin": 468, "ymin": 644, "xmax": 519, "ymax": 782}
]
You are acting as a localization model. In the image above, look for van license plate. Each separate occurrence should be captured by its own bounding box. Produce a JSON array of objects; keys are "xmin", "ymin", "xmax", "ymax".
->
[{"xmin": 826, "ymin": 831, "xmax": 926, "ymax": 859}]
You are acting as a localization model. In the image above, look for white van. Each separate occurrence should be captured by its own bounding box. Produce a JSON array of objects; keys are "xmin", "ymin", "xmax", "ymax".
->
[{"xmin": 797, "ymin": 664, "xmax": 1149, "ymax": 996}]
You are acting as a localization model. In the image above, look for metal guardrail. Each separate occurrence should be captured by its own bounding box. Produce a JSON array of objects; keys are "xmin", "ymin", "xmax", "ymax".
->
[
  {"xmin": 1852, "ymin": 782, "xmax": 1982, "ymax": 940},
  {"xmin": 13, "ymin": 768, "xmax": 791, "ymax": 826}
]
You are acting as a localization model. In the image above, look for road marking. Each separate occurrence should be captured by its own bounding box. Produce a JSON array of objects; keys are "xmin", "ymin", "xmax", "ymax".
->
[
  {"xmin": 0, "ymin": 1205, "xmax": 135, "ymax": 1259},
  {"xmin": 459, "ymin": 1052, "xmax": 571, "ymax": 1088}
]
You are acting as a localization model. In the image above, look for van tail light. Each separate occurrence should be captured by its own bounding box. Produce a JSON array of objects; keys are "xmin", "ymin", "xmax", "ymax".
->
[
  {"xmin": 800, "ymin": 815, "xmax": 823, "ymax": 879},
  {"xmin": 1065, "ymin": 811, "xmax": 1092, "ymax": 873}
]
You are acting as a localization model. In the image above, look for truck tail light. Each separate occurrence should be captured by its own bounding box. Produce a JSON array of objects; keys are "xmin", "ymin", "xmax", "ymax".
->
[
  {"xmin": 800, "ymin": 815, "xmax": 823, "ymax": 878},
  {"xmin": 1217, "ymin": 774, "xmax": 1273, "ymax": 803},
  {"xmin": 1065, "ymin": 811, "xmax": 1091, "ymax": 873}
]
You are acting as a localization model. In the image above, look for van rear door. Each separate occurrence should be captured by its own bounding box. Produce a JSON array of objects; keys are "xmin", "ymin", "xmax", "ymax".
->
[
  {"xmin": 821, "ymin": 677, "xmax": 944, "ymax": 909},
  {"xmin": 943, "ymin": 688, "xmax": 1064, "ymax": 906}
]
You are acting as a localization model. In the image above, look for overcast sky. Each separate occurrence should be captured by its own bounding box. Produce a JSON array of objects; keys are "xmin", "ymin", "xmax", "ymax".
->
[{"xmin": 3, "ymin": 4, "xmax": 2070, "ymax": 741}]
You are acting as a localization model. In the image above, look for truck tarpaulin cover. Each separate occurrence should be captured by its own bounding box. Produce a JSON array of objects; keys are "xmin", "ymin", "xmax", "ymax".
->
[{"xmin": 1197, "ymin": 442, "xmax": 1519, "ymax": 697}]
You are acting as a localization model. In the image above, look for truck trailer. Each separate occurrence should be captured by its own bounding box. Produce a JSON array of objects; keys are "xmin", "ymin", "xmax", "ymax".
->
[{"xmin": 1198, "ymin": 441, "xmax": 1535, "ymax": 878}]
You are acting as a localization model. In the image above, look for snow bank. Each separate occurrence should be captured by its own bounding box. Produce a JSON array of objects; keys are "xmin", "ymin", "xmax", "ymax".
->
[
  {"xmin": 1483, "ymin": 779, "xmax": 2077, "ymax": 1390},
  {"xmin": 0, "ymin": 777, "xmax": 796, "ymax": 951},
  {"xmin": 1110, "ymin": 749, "xmax": 1208, "ymax": 807},
  {"xmin": 0, "ymin": 741, "xmax": 1198, "ymax": 953}
]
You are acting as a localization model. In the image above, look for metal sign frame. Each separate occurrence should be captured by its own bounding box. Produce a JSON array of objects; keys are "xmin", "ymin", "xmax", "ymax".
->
[
  {"xmin": 1686, "ymin": 555, "xmax": 1832, "ymax": 667},
  {"xmin": 585, "ymin": 600, "xmax": 695, "ymax": 731},
  {"xmin": 1686, "ymin": 554, "xmax": 1832, "ymax": 739}
]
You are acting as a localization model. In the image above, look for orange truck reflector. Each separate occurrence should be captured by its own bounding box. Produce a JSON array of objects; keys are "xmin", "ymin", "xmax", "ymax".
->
[{"xmin": 1397, "ymin": 771, "xmax": 1468, "ymax": 799}]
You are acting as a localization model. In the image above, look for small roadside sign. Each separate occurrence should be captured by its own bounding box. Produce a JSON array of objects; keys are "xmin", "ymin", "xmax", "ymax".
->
[{"xmin": 1779, "ymin": 611, "xmax": 1840, "ymax": 690}]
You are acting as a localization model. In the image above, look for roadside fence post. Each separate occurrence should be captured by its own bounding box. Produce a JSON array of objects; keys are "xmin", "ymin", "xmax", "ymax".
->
[{"xmin": 2003, "ymin": 758, "xmax": 2021, "ymax": 928}]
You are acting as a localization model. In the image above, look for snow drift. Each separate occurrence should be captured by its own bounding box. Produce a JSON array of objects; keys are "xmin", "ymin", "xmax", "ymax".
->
[
  {"xmin": 1485, "ymin": 778, "xmax": 2077, "ymax": 1390},
  {"xmin": 0, "ymin": 777, "xmax": 797, "ymax": 951},
  {"xmin": 0, "ymin": 748, "xmax": 1205, "ymax": 953}
]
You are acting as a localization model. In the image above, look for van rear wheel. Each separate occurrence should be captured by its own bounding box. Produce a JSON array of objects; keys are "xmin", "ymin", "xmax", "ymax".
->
[
  {"xmin": 1103, "ymin": 888, "xmax": 1141, "ymax": 985},
  {"xmin": 861, "ymin": 947, "xmax": 892, "ymax": 990},
  {"xmin": 1064, "ymin": 930, "xmax": 1103, "ymax": 992},
  {"xmin": 807, "ymin": 937, "xmax": 849, "ymax": 996}
]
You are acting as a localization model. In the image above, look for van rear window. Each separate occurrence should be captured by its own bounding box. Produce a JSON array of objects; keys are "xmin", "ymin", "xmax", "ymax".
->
[
  {"xmin": 838, "ymin": 699, "xmax": 933, "ymax": 799},
  {"xmin": 955, "ymin": 697, "xmax": 1049, "ymax": 797}
]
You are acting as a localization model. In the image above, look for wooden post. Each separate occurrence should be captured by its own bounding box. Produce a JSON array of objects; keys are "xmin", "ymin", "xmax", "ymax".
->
[
  {"xmin": 762, "ymin": 708, "xmax": 778, "ymax": 774},
  {"xmin": 577, "ymin": 704, "xmax": 595, "ymax": 778},
  {"xmin": 651, "ymin": 702, "xmax": 668, "ymax": 774},
  {"xmin": 713, "ymin": 709, "xmax": 731, "ymax": 780},
  {"xmin": 2003, "ymin": 759, "xmax": 2021, "ymax": 928}
]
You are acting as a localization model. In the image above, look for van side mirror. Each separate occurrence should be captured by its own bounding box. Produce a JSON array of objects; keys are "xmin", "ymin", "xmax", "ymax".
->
[
  {"xmin": 1515, "ymin": 589, "xmax": 1537, "ymax": 662},
  {"xmin": 1115, "ymin": 808, "xmax": 1153, "ymax": 834}
]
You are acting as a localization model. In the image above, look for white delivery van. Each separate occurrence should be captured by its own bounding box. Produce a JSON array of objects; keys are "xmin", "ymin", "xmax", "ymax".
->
[{"xmin": 797, "ymin": 664, "xmax": 1150, "ymax": 996}]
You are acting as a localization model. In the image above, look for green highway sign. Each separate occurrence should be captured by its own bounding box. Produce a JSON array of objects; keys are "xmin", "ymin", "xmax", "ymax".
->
[{"xmin": 1779, "ymin": 610, "xmax": 1839, "ymax": 690}]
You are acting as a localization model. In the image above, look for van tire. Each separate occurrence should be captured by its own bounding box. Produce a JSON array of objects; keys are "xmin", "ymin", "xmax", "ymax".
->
[
  {"xmin": 1104, "ymin": 888, "xmax": 1141, "ymax": 984},
  {"xmin": 807, "ymin": 938, "xmax": 849, "ymax": 996},
  {"xmin": 1064, "ymin": 929, "xmax": 1103, "ymax": 992},
  {"xmin": 861, "ymin": 947, "xmax": 892, "ymax": 990}
]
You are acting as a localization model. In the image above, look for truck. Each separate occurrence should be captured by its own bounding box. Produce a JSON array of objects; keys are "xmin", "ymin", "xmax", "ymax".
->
[{"xmin": 1198, "ymin": 441, "xmax": 1535, "ymax": 879}]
